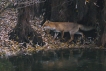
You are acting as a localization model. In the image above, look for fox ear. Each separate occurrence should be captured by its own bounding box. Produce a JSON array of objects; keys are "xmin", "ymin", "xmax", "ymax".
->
[{"xmin": 47, "ymin": 20, "xmax": 50, "ymax": 23}]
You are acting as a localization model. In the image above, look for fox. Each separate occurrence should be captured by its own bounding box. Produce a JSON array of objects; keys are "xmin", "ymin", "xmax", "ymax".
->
[{"xmin": 43, "ymin": 20, "xmax": 94, "ymax": 42}]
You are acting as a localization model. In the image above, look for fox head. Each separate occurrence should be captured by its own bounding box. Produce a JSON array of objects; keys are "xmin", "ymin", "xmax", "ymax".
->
[
  {"xmin": 43, "ymin": 20, "xmax": 50, "ymax": 26},
  {"xmin": 43, "ymin": 20, "xmax": 54, "ymax": 30}
]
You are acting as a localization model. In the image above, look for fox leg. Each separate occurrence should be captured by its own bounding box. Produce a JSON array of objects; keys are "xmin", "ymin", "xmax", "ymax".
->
[
  {"xmin": 54, "ymin": 32, "xmax": 59, "ymax": 39},
  {"xmin": 69, "ymin": 34, "xmax": 74, "ymax": 42},
  {"xmin": 61, "ymin": 31, "xmax": 64, "ymax": 40},
  {"xmin": 69, "ymin": 31, "xmax": 74, "ymax": 42}
]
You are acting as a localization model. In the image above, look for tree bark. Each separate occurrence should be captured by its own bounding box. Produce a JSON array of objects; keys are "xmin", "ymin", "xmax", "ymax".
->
[
  {"xmin": 9, "ymin": 6, "xmax": 44, "ymax": 46},
  {"xmin": 101, "ymin": 0, "xmax": 106, "ymax": 47}
]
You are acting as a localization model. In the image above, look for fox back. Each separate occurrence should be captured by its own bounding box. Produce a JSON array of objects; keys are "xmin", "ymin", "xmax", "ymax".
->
[{"xmin": 43, "ymin": 20, "xmax": 79, "ymax": 32}]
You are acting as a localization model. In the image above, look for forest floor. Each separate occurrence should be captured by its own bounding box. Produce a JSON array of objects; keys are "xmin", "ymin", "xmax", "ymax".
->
[{"xmin": 0, "ymin": 8, "xmax": 104, "ymax": 58}]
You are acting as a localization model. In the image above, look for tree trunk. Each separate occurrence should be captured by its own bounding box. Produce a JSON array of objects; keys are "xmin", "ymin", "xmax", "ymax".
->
[
  {"xmin": 9, "ymin": 6, "xmax": 44, "ymax": 46},
  {"xmin": 50, "ymin": 0, "xmax": 68, "ymax": 21},
  {"xmin": 101, "ymin": 0, "xmax": 106, "ymax": 47}
]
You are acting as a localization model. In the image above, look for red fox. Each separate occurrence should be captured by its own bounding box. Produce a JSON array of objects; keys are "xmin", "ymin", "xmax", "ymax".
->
[{"xmin": 43, "ymin": 20, "xmax": 94, "ymax": 42}]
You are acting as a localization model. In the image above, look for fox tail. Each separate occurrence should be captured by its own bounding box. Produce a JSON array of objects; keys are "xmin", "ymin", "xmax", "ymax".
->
[{"xmin": 79, "ymin": 24, "xmax": 94, "ymax": 31}]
